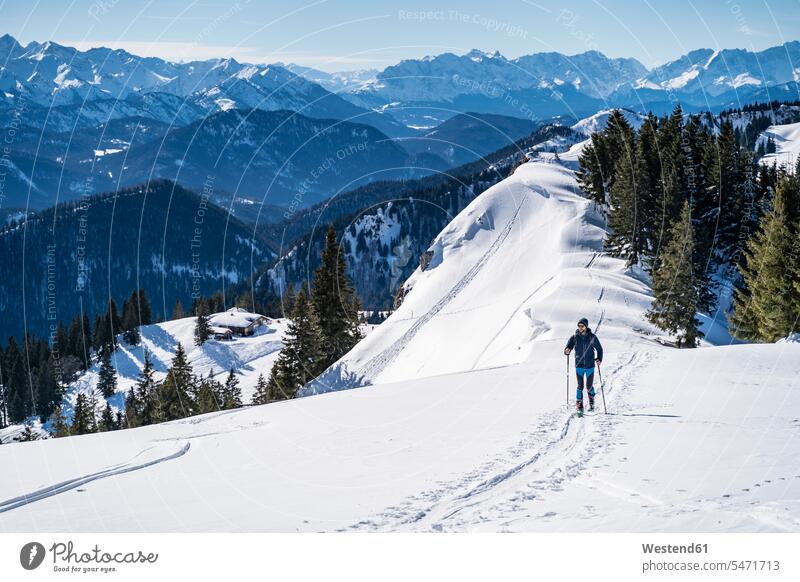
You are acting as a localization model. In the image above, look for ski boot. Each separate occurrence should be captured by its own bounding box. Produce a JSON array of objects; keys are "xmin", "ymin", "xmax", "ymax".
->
[
  {"xmin": 576, "ymin": 399, "xmax": 584, "ymax": 418},
  {"xmin": 588, "ymin": 395, "xmax": 595, "ymax": 412}
]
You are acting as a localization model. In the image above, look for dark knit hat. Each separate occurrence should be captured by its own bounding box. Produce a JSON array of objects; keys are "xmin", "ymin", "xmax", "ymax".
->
[{"xmin": 577, "ymin": 317, "xmax": 589, "ymax": 327}]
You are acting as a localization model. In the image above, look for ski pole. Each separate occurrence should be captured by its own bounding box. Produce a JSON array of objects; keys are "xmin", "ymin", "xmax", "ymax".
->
[
  {"xmin": 598, "ymin": 363, "xmax": 607, "ymax": 414},
  {"xmin": 565, "ymin": 354, "xmax": 569, "ymax": 408}
]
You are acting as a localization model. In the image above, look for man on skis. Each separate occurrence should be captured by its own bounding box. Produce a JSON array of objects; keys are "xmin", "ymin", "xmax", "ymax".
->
[{"xmin": 564, "ymin": 317, "xmax": 603, "ymax": 416}]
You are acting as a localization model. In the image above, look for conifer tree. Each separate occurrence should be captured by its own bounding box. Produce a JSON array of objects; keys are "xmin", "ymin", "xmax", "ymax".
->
[
  {"xmin": 194, "ymin": 298, "xmax": 212, "ymax": 346},
  {"xmin": 122, "ymin": 291, "xmax": 141, "ymax": 345},
  {"xmin": 93, "ymin": 299, "xmax": 121, "ymax": 354},
  {"xmin": 681, "ymin": 117, "xmax": 718, "ymax": 313},
  {"xmin": 707, "ymin": 121, "xmax": 745, "ymax": 263},
  {"xmin": 54, "ymin": 322, "xmax": 70, "ymax": 359},
  {"xmin": 4, "ymin": 337, "xmax": 29, "ymax": 422},
  {"xmin": 125, "ymin": 351, "xmax": 157, "ymax": 427},
  {"xmin": 172, "ymin": 298, "xmax": 185, "ymax": 320},
  {"xmin": 50, "ymin": 405, "xmax": 71, "ymax": 437},
  {"xmin": 69, "ymin": 312, "xmax": 91, "ymax": 369},
  {"xmin": 67, "ymin": 315, "xmax": 83, "ymax": 365},
  {"xmin": 0, "ymin": 382, "xmax": 8, "ymax": 429},
  {"xmin": 100, "ymin": 403, "xmax": 117, "ymax": 432},
  {"xmin": 87, "ymin": 388, "xmax": 101, "ymax": 433},
  {"xmin": 288, "ymin": 288, "xmax": 321, "ymax": 384},
  {"xmin": 106, "ymin": 298, "xmax": 122, "ymax": 350},
  {"xmin": 222, "ymin": 368, "xmax": 242, "ymax": 409},
  {"xmin": 125, "ymin": 384, "xmax": 142, "ymax": 428},
  {"xmin": 312, "ymin": 226, "xmax": 362, "ymax": 368},
  {"xmin": 155, "ymin": 343, "xmax": 195, "ymax": 421},
  {"xmin": 730, "ymin": 176, "xmax": 800, "ymax": 341},
  {"xmin": 71, "ymin": 393, "xmax": 97, "ymax": 435},
  {"xmin": 576, "ymin": 134, "xmax": 607, "ymax": 205},
  {"xmin": 136, "ymin": 288, "xmax": 153, "ymax": 326},
  {"xmin": 631, "ymin": 114, "xmax": 663, "ymax": 259},
  {"xmin": 655, "ymin": 106, "xmax": 686, "ymax": 235},
  {"xmin": 647, "ymin": 201, "xmax": 701, "ymax": 348},
  {"xmin": 251, "ymin": 373, "xmax": 269, "ymax": 405},
  {"xmin": 605, "ymin": 133, "xmax": 641, "ymax": 264},
  {"xmin": 766, "ymin": 135, "xmax": 776, "ymax": 154},
  {"xmin": 209, "ymin": 291, "xmax": 225, "ymax": 314},
  {"xmin": 579, "ymin": 110, "xmax": 635, "ymax": 205},
  {"xmin": 793, "ymin": 223, "xmax": 800, "ymax": 329},
  {"xmin": 196, "ymin": 371, "xmax": 223, "ymax": 414},
  {"xmin": 97, "ymin": 348, "xmax": 117, "ymax": 398},
  {"xmin": 92, "ymin": 313, "xmax": 107, "ymax": 353},
  {"xmin": 282, "ymin": 282, "xmax": 296, "ymax": 317},
  {"xmin": 35, "ymin": 357, "xmax": 60, "ymax": 421},
  {"xmin": 266, "ymin": 357, "xmax": 295, "ymax": 402}
]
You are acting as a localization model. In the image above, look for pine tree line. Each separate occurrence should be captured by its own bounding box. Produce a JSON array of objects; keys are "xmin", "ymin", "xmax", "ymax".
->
[
  {"xmin": 578, "ymin": 107, "xmax": 781, "ymax": 347},
  {"xmin": 0, "ymin": 288, "xmax": 155, "ymax": 428},
  {"xmin": 1, "ymin": 334, "xmax": 63, "ymax": 427},
  {"xmin": 2, "ymin": 281, "xmax": 288, "ymax": 433},
  {"xmin": 124, "ymin": 345, "xmax": 246, "ymax": 429},
  {"xmin": 730, "ymin": 171, "xmax": 800, "ymax": 341}
]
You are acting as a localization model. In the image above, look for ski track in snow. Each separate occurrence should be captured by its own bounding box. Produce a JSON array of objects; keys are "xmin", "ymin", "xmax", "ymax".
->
[
  {"xmin": 470, "ymin": 274, "xmax": 557, "ymax": 370},
  {"xmin": 359, "ymin": 197, "xmax": 527, "ymax": 381},
  {"xmin": 0, "ymin": 442, "xmax": 190, "ymax": 513},
  {"xmin": 343, "ymin": 350, "xmax": 650, "ymax": 531},
  {"xmin": 586, "ymin": 252, "xmax": 606, "ymax": 332}
]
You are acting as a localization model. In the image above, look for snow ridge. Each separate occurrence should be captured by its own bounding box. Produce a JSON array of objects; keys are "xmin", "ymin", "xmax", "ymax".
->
[{"xmin": 359, "ymin": 198, "xmax": 525, "ymax": 383}]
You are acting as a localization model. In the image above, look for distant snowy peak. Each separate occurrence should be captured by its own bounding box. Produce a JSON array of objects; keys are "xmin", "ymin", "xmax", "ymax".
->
[
  {"xmin": 0, "ymin": 34, "xmax": 313, "ymax": 106},
  {"xmin": 356, "ymin": 48, "xmax": 647, "ymax": 101},
  {"xmin": 646, "ymin": 42, "xmax": 800, "ymax": 96},
  {"xmin": 464, "ymin": 48, "xmax": 506, "ymax": 62},
  {"xmin": 513, "ymin": 50, "xmax": 648, "ymax": 98},
  {"xmin": 285, "ymin": 63, "xmax": 378, "ymax": 93},
  {"xmin": 570, "ymin": 108, "xmax": 645, "ymax": 137},
  {"xmin": 0, "ymin": 34, "xmax": 381, "ymax": 127}
]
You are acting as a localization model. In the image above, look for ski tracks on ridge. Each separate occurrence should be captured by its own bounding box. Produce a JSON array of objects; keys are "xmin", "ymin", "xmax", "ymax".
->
[
  {"xmin": 342, "ymin": 350, "xmax": 653, "ymax": 532},
  {"xmin": 359, "ymin": 198, "xmax": 528, "ymax": 380}
]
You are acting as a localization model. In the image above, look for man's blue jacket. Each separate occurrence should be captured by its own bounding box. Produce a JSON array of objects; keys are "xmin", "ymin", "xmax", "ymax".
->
[{"xmin": 566, "ymin": 328, "xmax": 603, "ymax": 369}]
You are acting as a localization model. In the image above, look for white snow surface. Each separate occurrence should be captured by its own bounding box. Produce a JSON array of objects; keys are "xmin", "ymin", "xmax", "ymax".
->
[
  {"xmin": 759, "ymin": 121, "xmax": 800, "ymax": 168},
  {"xmin": 1, "ymin": 157, "xmax": 798, "ymax": 533},
  {"xmin": 305, "ymin": 159, "xmax": 653, "ymax": 391}
]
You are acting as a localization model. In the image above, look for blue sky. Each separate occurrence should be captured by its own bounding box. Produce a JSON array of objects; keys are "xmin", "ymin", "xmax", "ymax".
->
[{"xmin": 1, "ymin": 0, "xmax": 798, "ymax": 70}]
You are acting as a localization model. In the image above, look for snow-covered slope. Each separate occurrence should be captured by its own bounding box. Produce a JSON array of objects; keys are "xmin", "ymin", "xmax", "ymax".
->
[
  {"xmin": 759, "ymin": 121, "xmax": 800, "ymax": 167},
  {"xmin": 1, "ymin": 335, "xmax": 797, "ymax": 532},
  {"xmin": 1, "ymin": 147, "xmax": 797, "ymax": 533},
  {"xmin": 305, "ymin": 158, "xmax": 655, "ymax": 391}
]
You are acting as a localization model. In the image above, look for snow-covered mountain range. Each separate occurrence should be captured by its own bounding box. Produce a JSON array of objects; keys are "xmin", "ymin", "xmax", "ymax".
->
[
  {"xmin": 303, "ymin": 42, "xmax": 800, "ymax": 126},
  {"xmin": 3, "ymin": 34, "xmax": 800, "ymax": 212},
  {"xmin": 0, "ymin": 34, "xmax": 408, "ymax": 137},
  {"xmin": 4, "ymin": 35, "xmax": 800, "ymax": 133}
]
